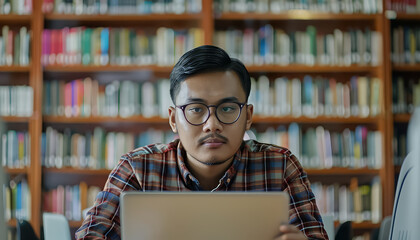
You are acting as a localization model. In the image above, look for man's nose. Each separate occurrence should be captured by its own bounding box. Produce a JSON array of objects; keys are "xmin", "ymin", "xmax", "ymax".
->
[{"xmin": 202, "ymin": 108, "xmax": 223, "ymax": 132}]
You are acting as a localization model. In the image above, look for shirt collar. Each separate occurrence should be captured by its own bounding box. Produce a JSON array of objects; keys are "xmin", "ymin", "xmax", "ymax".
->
[{"xmin": 176, "ymin": 140, "xmax": 244, "ymax": 191}]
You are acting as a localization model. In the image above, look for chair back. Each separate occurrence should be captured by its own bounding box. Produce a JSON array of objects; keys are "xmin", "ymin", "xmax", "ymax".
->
[
  {"xmin": 17, "ymin": 219, "xmax": 39, "ymax": 240},
  {"xmin": 43, "ymin": 213, "xmax": 71, "ymax": 240},
  {"xmin": 378, "ymin": 216, "xmax": 392, "ymax": 240}
]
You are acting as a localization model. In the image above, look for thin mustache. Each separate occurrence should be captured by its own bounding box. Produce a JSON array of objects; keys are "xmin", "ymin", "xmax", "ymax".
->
[{"xmin": 198, "ymin": 133, "xmax": 228, "ymax": 144}]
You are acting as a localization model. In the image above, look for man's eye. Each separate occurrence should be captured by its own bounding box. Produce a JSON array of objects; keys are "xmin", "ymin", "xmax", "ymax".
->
[
  {"xmin": 222, "ymin": 107, "xmax": 235, "ymax": 112},
  {"xmin": 188, "ymin": 108, "xmax": 203, "ymax": 113}
]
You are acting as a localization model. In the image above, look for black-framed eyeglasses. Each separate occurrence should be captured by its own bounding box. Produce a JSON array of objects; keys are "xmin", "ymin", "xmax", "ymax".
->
[{"xmin": 176, "ymin": 102, "xmax": 246, "ymax": 126}]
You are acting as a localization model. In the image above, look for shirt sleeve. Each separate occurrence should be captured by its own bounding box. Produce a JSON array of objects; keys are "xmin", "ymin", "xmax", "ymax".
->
[
  {"xmin": 282, "ymin": 153, "xmax": 329, "ymax": 240},
  {"xmin": 75, "ymin": 155, "xmax": 142, "ymax": 240}
]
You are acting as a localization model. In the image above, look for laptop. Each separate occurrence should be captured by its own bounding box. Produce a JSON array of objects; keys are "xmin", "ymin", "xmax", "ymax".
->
[{"xmin": 120, "ymin": 191, "xmax": 289, "ymax": 240}]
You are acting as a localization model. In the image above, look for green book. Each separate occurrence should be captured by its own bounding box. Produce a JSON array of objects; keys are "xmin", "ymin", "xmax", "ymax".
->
[{"xmin": 82, "ymin": 28, "xmax": 92, "ymax": 65}]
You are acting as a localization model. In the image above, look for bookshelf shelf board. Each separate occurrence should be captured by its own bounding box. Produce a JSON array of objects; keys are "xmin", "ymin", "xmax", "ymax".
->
[
  {"xmin": 0, "ymin": 14, "xmax": 32, "ymax": 23},
  {"xmin": 69, "ymin": 220, "xmax": 83, "ymax": 228},
  {"xmin": 43, "ymin": 167, "xmax": 111, "ymax": 175},
  {"xmin": 246, "ymin": 65, "xmax": 377, "ymax": 73},
  {"xmin": 7, "ymin": 219, "xmax": 16, "ymax": 227},
  {"xmin": 43, "ymin": 116, "xmax": 168, "ymax": 124},
  {"xmin": 393, "ymin": 64, "xmax": 420, "ymax": 71},
  {"xmin": 1, "ymin": 116, "xmax": 32, "ymax": 123},
  {"xmin": 43, "ymin": 65, "xmax": 173, "ymax": 73},
  {"xmin": 0, "ymin": 66, "xmax": 31, "ymax": 72},
  {"xmin": 252, "ymin": 116, "xmax": 380, "ymax": 124},
  {"xmin": 44, "ymin": 13, "xmax": 202, "ymax": 21},
  {"xmin": 216, "ymin": 12, "xmax": 381, "ymax": 21},
  {"xmin": 394, "ymin": 114, "xmax": 411, "ymax": 123},
  {"xmin": 306, "ymin": 168, "xmax": 380, "ymax": 175},
  {"xmin": 394, "ymin": 13, "xmax": 420, "ymax": 20},
  {"xmin": 4, "ymin": 167, "xmax": 28, "ymax": 175},
  {"xmin": 333, "ymin": 221, "xmax": 380, "ymax": 229}
]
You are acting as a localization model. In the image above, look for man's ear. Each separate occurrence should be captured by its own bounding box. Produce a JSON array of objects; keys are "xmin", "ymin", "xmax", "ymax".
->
[
  {"xmin": 168, "ymin": 106, "xmax": 178, "ymax": 133},
  {"xmin": 245, "ymin": 104, "xmax": 253, "ymax": 130}
]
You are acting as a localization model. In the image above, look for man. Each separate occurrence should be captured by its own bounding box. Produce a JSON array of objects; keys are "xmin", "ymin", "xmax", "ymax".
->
[{"xmin": 76, "ymin": 45, "xmax": 328, "ymax": 240}]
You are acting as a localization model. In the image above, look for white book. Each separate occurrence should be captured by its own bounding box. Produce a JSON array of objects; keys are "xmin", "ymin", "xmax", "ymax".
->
[
  {"xmin": 257, "ymin": 76, "xmax": 271, "ymax": 116},
  {"xmin": 19, "ymin": 27, "xmax": 28, "ymax": 66},
  {"xmin": 1, "ymin": 134, "xmax": 6, "ymax": 167},
  {"xmin": 106, "ymin": 132, "xmax": 115, "ymax": 170},
  {"xmin": 141, "ymin": 82, "xmax": 157, "ymax": 118},
  {"xmin": 371, "ymin": 177, "xmax": 382, "ymax": 223},
  {"xmin": 25, "ymin": 86, "xmax": 33, "ymax": 117},
  {"xmin": 324, "ymin": 130, "xmax": 333, "ymax": 168},
  {"xmin": 158, "ymin": 79, "xmax": 171, "ymax": 118},
  {"xmin": 371, "ymin": 32, "xmax": 382, "ymax": 66},
  {"xmin": 315, "ymin": 126, "xmax": 325, "ymax": 168},
  {"xmin": 291, "ymin": 78, "xmax": 302, "ymax": 117},
  {"xmin": 358, "ymin": 77, "xmax": 370, "ymax": 117},
  {"xmin": 119, "ymin": 81, "xmax": 132, "ymax": 118},
  {"xmin": 288, "ymin": 123, "xmax": 301, "ymax": 159},
  {"xmin": 339, "ymin": 185, "xmax": 349, "ymax": 222}
]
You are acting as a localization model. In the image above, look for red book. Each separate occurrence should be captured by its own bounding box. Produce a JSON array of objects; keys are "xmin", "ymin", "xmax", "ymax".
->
[
  {"xmin": 49, "ymin": 29, "xmax": 57, "ymax": 65},
  {"xmin": 56, "ymin": 28, "xmax": 64, "ymax": 65}
]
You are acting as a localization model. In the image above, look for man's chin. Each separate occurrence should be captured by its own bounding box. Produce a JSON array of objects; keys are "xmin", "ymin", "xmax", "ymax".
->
[{"xmin": 196, "ymin": 158, "xmax": 229, "ymax": 166}]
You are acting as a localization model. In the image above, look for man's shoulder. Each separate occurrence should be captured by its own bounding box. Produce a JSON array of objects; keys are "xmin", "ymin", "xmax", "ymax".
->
[
  {"xmin": 126, "ymin": 139, "xmax": 179, "ymax": 161},
  {"xmin": 244, "ymin": 139, "xmax": 293, "ymax": 156}
]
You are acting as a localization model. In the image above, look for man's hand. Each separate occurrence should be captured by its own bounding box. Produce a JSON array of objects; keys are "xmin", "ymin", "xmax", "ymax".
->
[{"xmin": 274, "ymin": 224, "xmax": 308, "ymax": 240}]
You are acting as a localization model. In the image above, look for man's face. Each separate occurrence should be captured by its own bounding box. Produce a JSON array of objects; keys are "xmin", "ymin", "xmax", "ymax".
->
[{"xmin": 169, "ymin": 71, "xmax": 253, "ymax": 166}]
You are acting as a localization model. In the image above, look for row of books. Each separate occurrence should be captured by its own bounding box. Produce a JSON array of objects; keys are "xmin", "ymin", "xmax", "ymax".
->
[
  {"xmin": 253, "ymin": 124, "xmax": 383, "ymax": 169},
  {"xmin": 249, "ymin": 75, "xmax": 382, "ymax": 118},
  {"xmin": 214, "ymin": 0, "xmax": 382, "ymax": 14},
  {"xmin": 0, "ymin": 26, "xmax": 31, "ymax": 66},
  {"xmin": 42, "ymin": 127, "xmax": 175, "ymax": 170},
  {"xmin": 43, "ymin": 78, "xmax": 172, "ymax": 118},
  {"xmin": 43, "ymin": 182, "xmax": 101, "ymax": 221},
  {"xmin": 312, "ymin": 177, "xmax": 382, "ymax": 224},
  {"xmin": 393, "ymin": 125, "xmax": 407, "ymax": 166},
  {"xmin": 3, "ymin": 177, "xmax": 31, "ymax": 221},
  {"xmin": 0, "ymin": 85, "xmax": 33, "ymax": 117},
  {"xmin": 0, "ymin": 0, "xmax": 32, "ymax": 14},
  {"xmin": 214, "ymin": 26, "xmax": 382, "ymax": 66},
  {"xmin": 41, "ymin": 27, "xmax": 203, "ymax": 66},
  {"xmin": 392, "ymin": 76, "xmax": 420, "ymax": 114},
  {"xmin": 391, "ymin": 26, "xmax": 420, "ymax": 65},
  {"xmin": 388, "ymin": 0, "xmax": 420, "ymax": 13},
  {"xmin": 42, "ymin": 0, "xmax": 202, "ymax": 15},
  {"xmin": 1, "ymin": 130, "xmax": 31, "ymax": 169}
]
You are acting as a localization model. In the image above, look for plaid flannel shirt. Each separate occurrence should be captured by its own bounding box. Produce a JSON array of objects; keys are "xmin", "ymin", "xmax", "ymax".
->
[{"xmin": 76, "ymin": 139, "xmax": 328, "ymax": 240}]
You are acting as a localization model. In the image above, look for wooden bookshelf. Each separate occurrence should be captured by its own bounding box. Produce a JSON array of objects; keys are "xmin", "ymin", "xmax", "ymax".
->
[
  {"xmin": 252, "ymin": 116, "xmax": 380, "ymax": 124},
  {"xmin": 1, "ymin": 116, "xmax": 32, "ymax": 123},
  {"xmin": 394, "ymin": 13, "xmax": 420, "ymax": 20},
  {"xmin": 0, "ymin": 66, "xmax": 31, "ymax": 72},
  {"xmin": 4, "ymin": 167, "xmax": 28, "ymax": 175},
  {"xmin": 43, "ymin": 65, "xmax": 173, "ymax": 73},
  {"xmin": 44, "ymin": 13, "xmax": 202, "ymax": 21},
  {"xmin": 43, "ymin": 167, "xmax": 111, "ymax": 175},
  {"xmin": 394, "ymin": 114, "xmax": 411, "ymax": 123},
  {"xmin": 216, "ymin": 12, "xmax": 382, "ymax": 20},
  {"xmin": 0, "ymin": 0, "xmax": 399, "ymax": 238},
  {"xmin": 392, "ymin": 64, "xmax": 420, "ymax": 71},
  {"xmin": 7, "ymin": 219, "xmax": 17, "ymax": 227},
  {"xmin": 0, "ymin": 14, "xmax": 32, "ymax": 23},
  {"xmin": 306, "ymin": 168, "xmax": 380, "ymax": 175},
  {"xmin": 246, "ymin": 65, "xmax": 378, "ymax": 73},
  {"xmin": 43, "ymin": 115, "xmax": 169, "ymax": 124}
]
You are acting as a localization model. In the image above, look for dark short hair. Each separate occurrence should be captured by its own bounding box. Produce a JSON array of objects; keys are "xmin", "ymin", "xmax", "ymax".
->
[{"xmin": 169, "ymin": 45, "xmax": 251, "ymax": 104}]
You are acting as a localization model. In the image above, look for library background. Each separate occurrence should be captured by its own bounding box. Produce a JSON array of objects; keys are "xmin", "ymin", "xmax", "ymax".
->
[{"xmin": 1, "ymin": 0, "xmax": 419, "ymax": 239}]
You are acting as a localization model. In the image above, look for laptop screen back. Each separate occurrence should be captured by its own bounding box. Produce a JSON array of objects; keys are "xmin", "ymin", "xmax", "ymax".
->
[{"xmin": 121, "ymin": 192, "xmax": 289, "ymax": 240}]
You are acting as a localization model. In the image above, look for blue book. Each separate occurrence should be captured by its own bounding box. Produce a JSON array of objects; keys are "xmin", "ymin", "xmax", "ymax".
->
[
  {"xmin": 303, "ymin": 75, "xmax": 313, "ymax": 116},
  {"xmin": 101, "ymin": 28, "xmax": 109, "ymax": 65}
]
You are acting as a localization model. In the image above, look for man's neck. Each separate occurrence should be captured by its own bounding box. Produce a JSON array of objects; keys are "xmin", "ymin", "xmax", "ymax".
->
[{"xmin": 185, "ymin": 154, "xmax": 234, "ymax": 191}]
